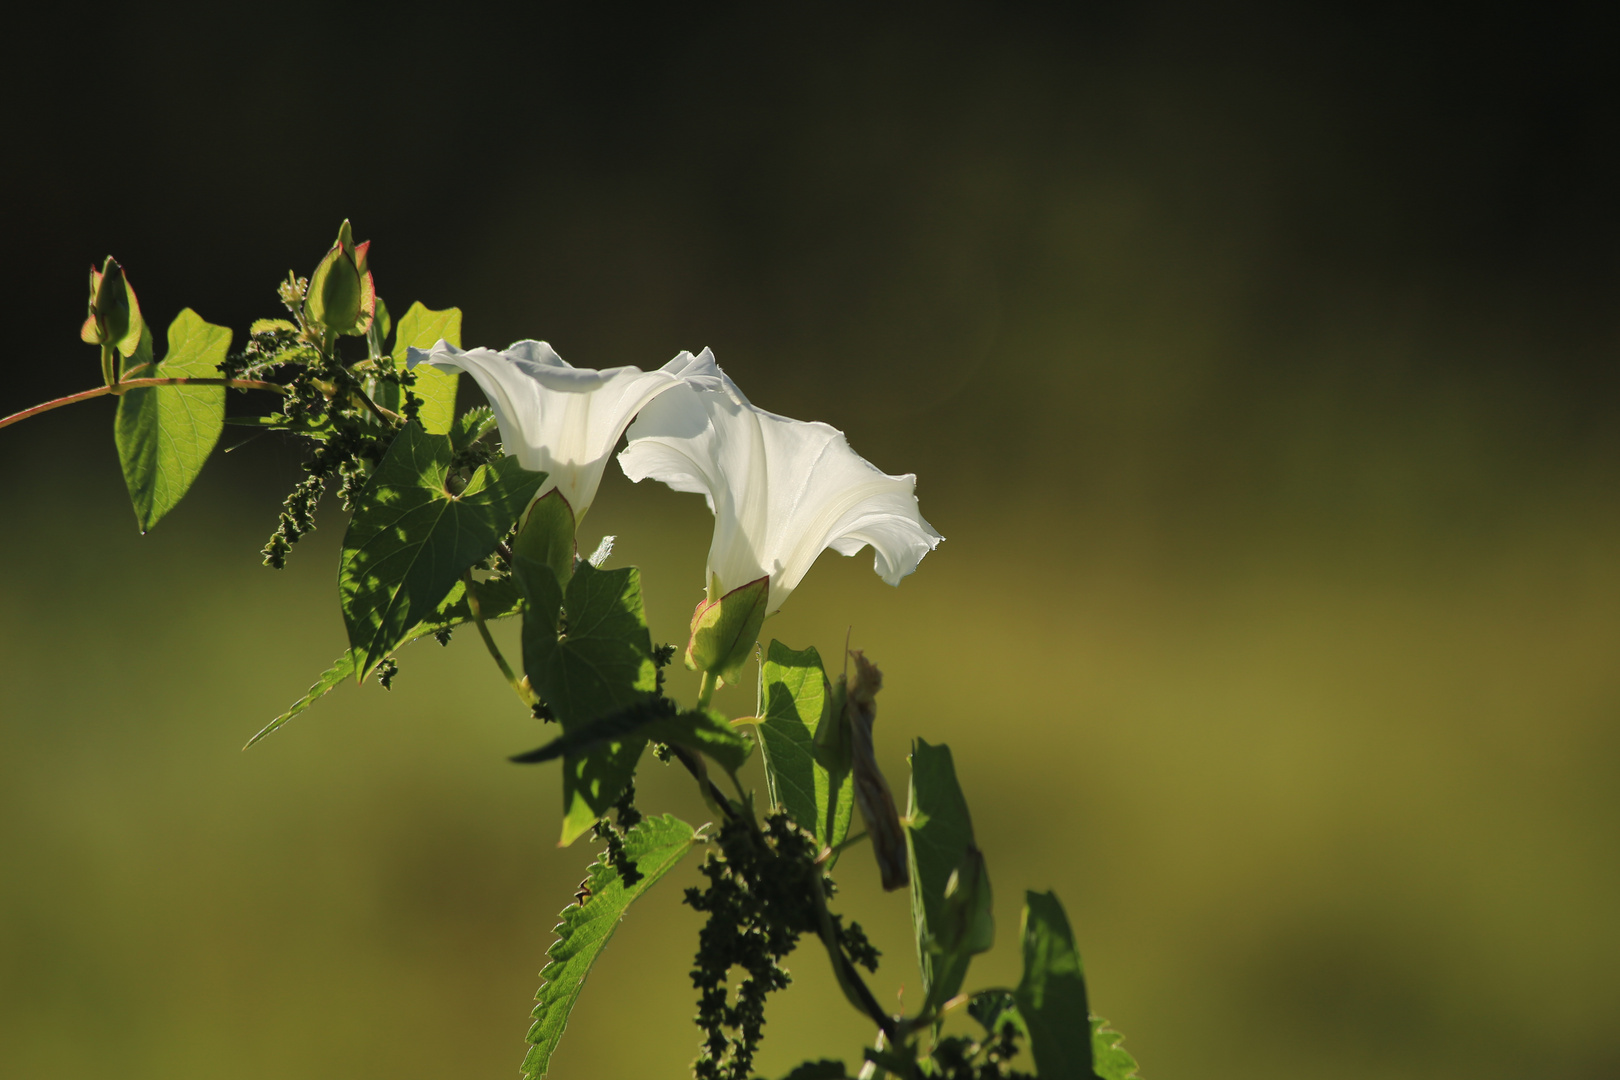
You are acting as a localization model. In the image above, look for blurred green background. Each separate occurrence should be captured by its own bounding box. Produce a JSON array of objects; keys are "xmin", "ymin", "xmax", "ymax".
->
[{"xmin": 4, "ymin": 4, "xmax": 1619, "ymax": 1078}]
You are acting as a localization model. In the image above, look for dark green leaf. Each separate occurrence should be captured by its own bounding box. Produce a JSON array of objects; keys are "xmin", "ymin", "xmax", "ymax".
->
[
  {"xmin": 907, "ymin": 738, "xmax": 991, "ymax": 1009},
  {"xmin": 758, "ymin": 641, "xmax": 852, "ymax": 851},
  {"xmin": 509, "ymin": 705, "xmax": 750, "ymax": 774},
  {"xmin": 450, "ymin": 405, "xmax": 498, "ymax": 451},
  {"xmin": 779, "ymin": 1062, "xmax": 851, "ymax": 1080},
  {"xmin": 968, "ymin": 990, "xmax": 1026, "ymax": 1037},
  {"xmin": 521, "ymin": 814, "xmax": 698, "ymax": 1079},
  {"xmin": 1090, "ymin": 1016, "xmax": 1141, "ymax": 1080},
  {"xmin": 391, "ymin": 301, "xmax": 462, "ymax": 434},
  {"xmin": 246, "ymin": 577, "xmax": 523, "ymax": 748},
  {"xmin": 339, "ymin": 422, "xmax": 545, "ymax": 681},
  {"xmin": 1015, "ymin": 890, "xmax": 1093, "ymax": 1080},
  {"xmin": 517, "ymin": 560, "xmax": 657, "ymax": 845},
  {"xmin": 645, "ymin": 708, "xmax": 753, "ymax": 774},
  {"xmin": 114, "ymin": 309, "xmax": 230, "ymax": 532}
]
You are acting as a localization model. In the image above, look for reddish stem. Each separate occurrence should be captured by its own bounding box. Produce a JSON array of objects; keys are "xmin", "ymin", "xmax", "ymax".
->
[{"xmin": 0, "ymin": 377, "xmax": 286, "ymax": 431}]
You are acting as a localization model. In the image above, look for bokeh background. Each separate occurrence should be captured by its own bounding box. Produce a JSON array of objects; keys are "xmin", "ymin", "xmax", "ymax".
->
[{"xmin": 4, "ymin": 4, "xmax": 1619, "ymax": 1078}]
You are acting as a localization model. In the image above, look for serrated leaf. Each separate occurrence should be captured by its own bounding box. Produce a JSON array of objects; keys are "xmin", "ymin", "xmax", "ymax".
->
[
  {"xmin": 246, "ymin": 577, "xmax": 523, "ymax": 748},
  {"xmin": 907, "ymin": 738, "xmax": 991, "ymax": 1009},
  {"xmin": 450, "ymin": 405, "xmax": 498, "ymax": 451},
  {"xmin": 113, "ymin": 309, "xmax": 230, "ymax": 532},
  {"xmin": 521, "ymin": 814, "xmax": 698, "ymax": 1079},
  {"xmin": 1016, "ymin": 890, "xmax": 1094, "ymax": 1080},
  {"xmin": 244, "ymin": 653, "xmax": 354, "ymax": 749},
  {"xmin": 391, "ymin": 301, "xmax": 462, "ymax": 434},
  {"xmin": 1090, "ymin": 1016, "xmax": 1141, "ymax": 1080},
  {"xmin": 758, "ymin": 641, "xmax": 852, "ymax": 852},
  {"xmin": 516, "ymin": 560, "xmax": 657, "ymax": 845},
  {"xmin": 339, "ymin": 422, "xmax": 544, "ymax": 681}
]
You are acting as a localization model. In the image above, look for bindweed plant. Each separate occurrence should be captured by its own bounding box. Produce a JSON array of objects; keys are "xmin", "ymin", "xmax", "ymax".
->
[{"xmin": 2, "ymin": 222, "xmax": 1142, "ymax": 1080}]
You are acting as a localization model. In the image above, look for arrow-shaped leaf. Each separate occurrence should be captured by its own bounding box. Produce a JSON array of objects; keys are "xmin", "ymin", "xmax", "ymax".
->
[
  {"xmin": 114, "ymin": 309, "xmax": 231, "ymax": 532},
  {"xmin": 339, "ymin": 422, "xmax": 544, "ymax": 681}
]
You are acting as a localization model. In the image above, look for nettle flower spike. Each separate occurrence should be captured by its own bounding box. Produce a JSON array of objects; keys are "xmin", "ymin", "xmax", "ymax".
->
[
  {"xmin": 618, "ymin": 349, "xmax": 943, "ymax": 680},
  {"xmin": 303, "ymin": 219, "xmax": 375, "ymax": 336},
  {"xmin": 407, "ymin": 340, "xmax": 705, "ymax": 522}
]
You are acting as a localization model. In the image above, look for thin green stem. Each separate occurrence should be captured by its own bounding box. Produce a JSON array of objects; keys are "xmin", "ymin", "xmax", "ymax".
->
[
  {"xmin": 463, "ymin": 571, "xmax": 535, "ymax": 707},
  {"xmin": 0, "ymin": 378, "xmax": 288, "ymax": 432},
  {"xmin": 811, "ymin": 867, "xmax": 898, "ymax": 1042},
  {"xmin": 696, "ymin": 670, "xmax": 717, "ymax": 709}
]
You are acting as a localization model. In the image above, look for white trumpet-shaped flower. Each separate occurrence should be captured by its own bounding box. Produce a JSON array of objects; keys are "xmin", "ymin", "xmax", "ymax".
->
[
  {"xmin": 407, "ymin": 340, "xmax": 703, "ymax": 518},
  {"xmin": 617, "ymin": 349, "xmax": 943, "ymax": 613}
]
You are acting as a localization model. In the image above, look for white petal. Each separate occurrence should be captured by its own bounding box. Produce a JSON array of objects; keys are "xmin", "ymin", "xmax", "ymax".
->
[
  {"xmin": 407, "ymin": 339, "xmax": 684, "ymax": 516},
  {"xmin": 618, "ymin": 351, "xmax": 942, "ymax": 611}
]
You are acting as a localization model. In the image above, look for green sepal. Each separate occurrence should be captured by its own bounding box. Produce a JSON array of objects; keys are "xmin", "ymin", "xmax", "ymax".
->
[
  {"xmin": 1015, "ymin": 890, "xmax": 1093, "ymax": 1079},
  {"xmin": 114, "ymin": 310, "xmax": 230, "ymax": 532},
  {"xmin": 305, "ymin": 239, "xmax": 361, "ymax": 333},
  {"xmin": 514, "ymin": 489, "xmax": 577, "ymax": 591},
  {"xmin": 521, "ymin": 814, "xmax": 699, "ymax": 1079},
  {"xmin": 365, "ymin": 295, "xmax": 393, "ymax": 360},
  {"xmin": 339, "ymin": 422, "xmax": 545, "ymax": 681},
  {"xmin": 758, "ymin": 641, "xmax": 853, "ymax": 853},
  {"xmin": 686, "ymin": 575, "xmax": 769, "ymax": 682},
  {"xmin": 515, "ymin": 559, "xmax": 657, "ymax": 846},
  {"xmin": 391, "ymin": 301, "xmax": 462, "ymax": 434},
  {"xmin": 907, "ymin": 738, "xmax": 992, "ymax": 1010}
]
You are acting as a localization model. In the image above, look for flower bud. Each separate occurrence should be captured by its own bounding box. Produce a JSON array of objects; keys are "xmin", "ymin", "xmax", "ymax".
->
[
  {"xmin": 685, "ymin": 575, "xmax": 768, "ymax": 683},
  {"xmin": 303, "ymin": 219, "xmax": 376, "ymax": 335},
  {"xmin": 514, "ymin": 488, "xmax": 577, "ymax": 588},
  {"xmin": 80, "ymin": 256, "xmax": 144, "ymax": 357}
]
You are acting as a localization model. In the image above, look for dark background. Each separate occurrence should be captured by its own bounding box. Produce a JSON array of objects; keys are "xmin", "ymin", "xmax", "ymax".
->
[{"xmin": 4, "ymin": 4, "xmax": 1619, "ymax": 1078}]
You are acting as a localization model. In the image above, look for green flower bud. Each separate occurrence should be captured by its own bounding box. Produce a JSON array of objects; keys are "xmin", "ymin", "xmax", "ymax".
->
[
  {"xmin": 514, "ymin": 489, "xmax": 577, "ymax": 589},
  {"xmin": 303, "ymin": 219, "xmax": 376, "ymax": 335},
  {"xmin": 685, "ymin": 575, "xmax": 769, "ymax": 683},
  {"xmin": 80, "ymin": 256, "xmax": 143, "ymax": 357}
]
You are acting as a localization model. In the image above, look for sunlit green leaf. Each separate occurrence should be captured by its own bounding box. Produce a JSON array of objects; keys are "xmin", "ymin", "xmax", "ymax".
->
[
  {"xmin": 516, "ymin": 560, "xmax": 657, "ymax": 845},
  {"xmin": 907, "ymin": 738, "xmax": 991, "ymax": 1009},
  {"xmin": 339, "ymin": 422, "xmax": 544, "ymax": 681},
  {"xmin": 1090, "ymin": 1015, "xmax": 1141, "ymax": 1080},
  {"xmin": 391, "ymin": 301, "xmax": 462, "ymax": 434},
  {"xmin": 1016, "ymin": 890, "xmax": 1093, "ymax": 1080},
  {"xmin": 521, "ymin": 814, "xmax": 698, "ymax": 1079},
  {"xmin": 113, "ymin": 309, "xmax": 231, "ymax": 532},
  {"xmin": 758, "ymin": 641, "xmax": 852, "ymax": 852}
]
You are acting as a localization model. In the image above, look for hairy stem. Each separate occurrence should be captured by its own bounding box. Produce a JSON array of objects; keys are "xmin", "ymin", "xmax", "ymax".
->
[{"xmin": 0, "ymin": 378, "xmax": 288, "ymax": 431}]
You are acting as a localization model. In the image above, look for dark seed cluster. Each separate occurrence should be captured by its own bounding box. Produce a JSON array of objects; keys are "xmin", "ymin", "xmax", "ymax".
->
[{"xmin": 684, "ymin": 812, "xmax": 878, "ymax": 1080}]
